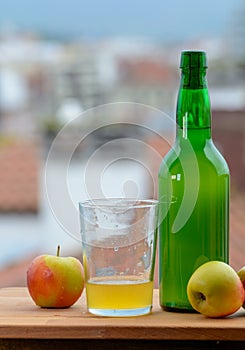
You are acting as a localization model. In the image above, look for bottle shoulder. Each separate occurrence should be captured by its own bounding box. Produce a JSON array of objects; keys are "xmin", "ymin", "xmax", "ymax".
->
[
  {"xmin": 204, "ymin": 140, "xmax": 230, "ymax": 174},
  {"xmin": 158, "ymin": 145, "xmax": 181, "ymax": 177},
  {"xmin": 159, "ymin": 147, "xmax": 178, "ymax": 171},
  {"xmin": 158, "ymin": 139, "xmax": 229, "ymax": 176}
]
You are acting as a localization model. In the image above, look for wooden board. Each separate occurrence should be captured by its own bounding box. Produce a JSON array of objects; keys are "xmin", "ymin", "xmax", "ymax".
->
[{"xmin": 0, "ymin": 287, "xmax": 245, "ymax": 341}]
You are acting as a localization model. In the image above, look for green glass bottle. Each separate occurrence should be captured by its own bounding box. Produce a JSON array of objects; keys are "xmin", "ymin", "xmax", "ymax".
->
[{"xmin": 158, "ymin": 51, "xmax": 229, "ymax": 311}]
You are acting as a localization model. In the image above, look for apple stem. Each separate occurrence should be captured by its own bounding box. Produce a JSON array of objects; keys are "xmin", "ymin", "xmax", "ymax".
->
[{"xmin": 57, "ymin": 245, "xmax": 60, "ymax": 257}]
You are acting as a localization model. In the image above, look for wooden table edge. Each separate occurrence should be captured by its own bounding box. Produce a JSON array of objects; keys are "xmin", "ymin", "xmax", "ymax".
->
[{"xmin": 0, "ymin": 287, "xmax": 245, "ymax": 341}]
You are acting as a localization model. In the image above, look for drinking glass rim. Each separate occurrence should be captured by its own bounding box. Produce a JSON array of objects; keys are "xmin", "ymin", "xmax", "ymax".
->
[{"xmin": 79, "ymin": 198, "xmax": 158, "ymax": 209}]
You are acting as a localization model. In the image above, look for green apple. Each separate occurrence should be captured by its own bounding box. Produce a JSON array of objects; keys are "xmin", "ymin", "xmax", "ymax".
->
[
  {"xmin": 187, "ymin": 261, "xmax": 244, "ymax": 318},
  {"xmin": 237, "ymin": 266, "xmax": 245, "ymax": 308},
  {"xmin": 27, "ymin": 246, "xmax": 84, "ymax": 308}
]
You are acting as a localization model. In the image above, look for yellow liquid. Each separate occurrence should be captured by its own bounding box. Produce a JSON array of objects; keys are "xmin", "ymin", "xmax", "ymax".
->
[{"xmin": 86, "ymin": 276, "xmax": 153, "ymax": 310}]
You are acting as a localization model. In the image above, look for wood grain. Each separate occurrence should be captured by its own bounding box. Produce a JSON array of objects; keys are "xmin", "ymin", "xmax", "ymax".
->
[{"xmin": 0, "ymin": 287, "xmax": 245, "ymax": 342}]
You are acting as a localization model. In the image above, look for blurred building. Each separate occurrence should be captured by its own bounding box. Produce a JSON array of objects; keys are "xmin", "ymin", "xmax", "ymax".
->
[
  {"xmin": 213, "ymin": 109, "xmax": 245, "ymax": 191},
  {"xmin": 229, "ymin": 1, "xmax": 245, "ymax": 66},
  {"xmin": 112, "ymin": 56, "xmax": 176, "ymax": 111},
  {"xmin": 0, "ymin": 29, "xmax": 244, "ymax": 205},
  {"xmin": 51, "ymin": 45, "xmax": 105, "ymax": 116}
]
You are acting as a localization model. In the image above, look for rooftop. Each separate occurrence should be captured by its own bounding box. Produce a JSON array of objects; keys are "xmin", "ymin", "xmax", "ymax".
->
[{"xmin": 0, "ymin": 138, "xmax": 39, "ymax": 213}]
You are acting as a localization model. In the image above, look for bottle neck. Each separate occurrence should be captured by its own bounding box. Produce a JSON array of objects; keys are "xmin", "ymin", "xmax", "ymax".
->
[
  {"xmin": 176, "ymin": 67, "xmax": 211, "ymax": 134},
  {"xmin": 176, "ymin": 127, "xmax": 211, "ymax": 148}
]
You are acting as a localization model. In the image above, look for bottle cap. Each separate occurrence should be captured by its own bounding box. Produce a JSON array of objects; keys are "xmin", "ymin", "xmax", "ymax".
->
[{"xmin": 180, "ymin": 51, "xmax": 207, "ymax": 69}]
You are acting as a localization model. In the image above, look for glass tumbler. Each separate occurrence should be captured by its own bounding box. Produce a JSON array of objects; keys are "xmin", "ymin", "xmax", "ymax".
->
[{"xmin": 79, "ymin": 198, "xmax": 158, "ymax": 317}]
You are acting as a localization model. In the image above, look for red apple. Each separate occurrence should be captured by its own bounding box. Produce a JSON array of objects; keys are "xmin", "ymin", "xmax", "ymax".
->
[
  {"xmin": 187, "ymin": 261, "xmax": 244, "ymax": 318},
  {"xmin": 27, "ymin": 246, "xmax": 84, "ymax": 308}
]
